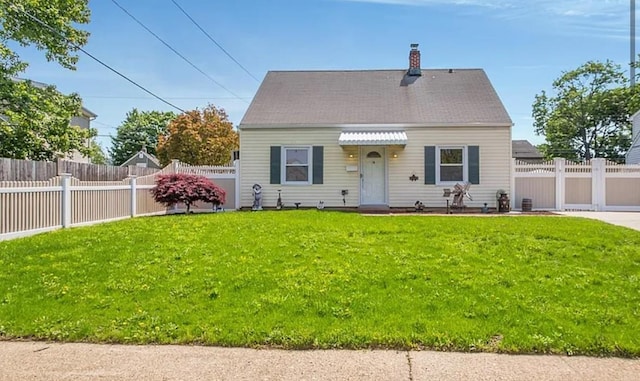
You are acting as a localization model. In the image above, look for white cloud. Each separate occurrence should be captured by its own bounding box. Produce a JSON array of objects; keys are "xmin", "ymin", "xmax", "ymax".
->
[
  {"xmin": 341, "ymin": 0, "xmax": 628, "ymax": 16},
  {"xmin": 343, "ymin": 0, "xmax": 512, "ymax": 8},
  {"xmin": 339, "ymin": 0, "xmax": 631, "ymax": 38}
]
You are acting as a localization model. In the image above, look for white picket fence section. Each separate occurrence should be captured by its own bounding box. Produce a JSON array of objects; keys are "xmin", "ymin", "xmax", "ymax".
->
[
  {"xmin": 512, "ymin": 158, "xmax": 640, "ymax": 212},
  {"xmin": 2, "ymin": 156, "xmax": 639, "ymax": 241},
  {"xmin": 0, "ymin": 160, "xmax": 239, "ymax": 241},
  {"xmin": 171, "ymin": 160, "xmax": 240, "ymax": 212}
]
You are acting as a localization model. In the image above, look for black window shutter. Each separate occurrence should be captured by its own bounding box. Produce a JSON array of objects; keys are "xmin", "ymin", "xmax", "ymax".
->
[
  {"xmin": 312, "ymin": 146, "xmax": 324, "ymax": 184},
  {"xmin": 424, "ymin": 146, "xmax": 436, "ymax": 185},
  {"xmin": 270, "ymin": 146, "xmax": 281, "ymax": 184},
  {"xmin": 468, "ymin": 145, "xmax": 480, "ymax": 184}
]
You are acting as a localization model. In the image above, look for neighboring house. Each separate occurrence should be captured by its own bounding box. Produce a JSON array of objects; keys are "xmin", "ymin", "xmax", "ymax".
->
[
  {"xmin": 66, "ymin": 106, "xmax": 98, "ymax": 163},
  {"xmin": 626, "ymin": 110, "xmax": 640, "ymax": 164},
  {"xmin": 10, "ymin": 79, "xmax": 97, "ymax": 163},
  {"xmin": 119, "ymin": 147, "xmax": 162, "ymax": 169},
  {"xmin": 512, "ymin": 140, "xmax": 543, "ymax": 163},
  {"xmin": 238, "ymin": 44, "xmax": 513, "ymax": 209}
]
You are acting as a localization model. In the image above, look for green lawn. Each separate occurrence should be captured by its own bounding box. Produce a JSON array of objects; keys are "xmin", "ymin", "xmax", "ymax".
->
[{"xmin": 1, "ymin": 211, "xmax": 639, "ymax": 356}]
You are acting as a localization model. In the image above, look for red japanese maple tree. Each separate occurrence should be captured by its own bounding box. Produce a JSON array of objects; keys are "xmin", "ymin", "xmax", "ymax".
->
[{"xmin": 151, "ymin": 173, "xmax": 226, "ymax": 213}]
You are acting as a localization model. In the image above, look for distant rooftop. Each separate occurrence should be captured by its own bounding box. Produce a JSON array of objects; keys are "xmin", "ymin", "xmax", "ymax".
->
[
  {"xmin": 512, "ymin": 140, "xmax": 543, "ymax": 160},
  {"xmin": 12, "ymin": 78, "xmax": 97, "ymax": 118}
]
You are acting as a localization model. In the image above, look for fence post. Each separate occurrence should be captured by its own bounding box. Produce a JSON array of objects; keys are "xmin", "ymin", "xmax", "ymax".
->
[
  {"xmin": 56, "ymin": 157, "xmax": 63, "ymax": 176},
  {"xmin": 510, "ymin": 158, "xmax": 516, "ymax": 208},
  {"xmin": 61, "ymin": 173, "xmax": 72, "ymax": 228},
  {"xmin": 129, "ymin": 175, "xmax": 137, "ymax": 217},
  {"xmin": 554, "ymin": 158, "xmax": 565, "ymax": 211},
  {"xmin": 171, "ymin": 159, "xmax": 180, "ymax": 174},
  {"xmin": 234, "ymin": 159, "xmax": 240, "ymax": 210},
  {"xmin": 591, "ymin": 158, "xmax": 606, "ymax": 211}
]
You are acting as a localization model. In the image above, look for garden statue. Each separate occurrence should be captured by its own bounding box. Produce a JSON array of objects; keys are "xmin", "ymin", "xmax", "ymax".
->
[
  {"xmin": 444, "ymin": 182, "xmax": 473, "ymax": 213},
  {"xmin": 252, "ymin": 183, "xmax": 263, "ymax": 211},
  {"xmin": 451, "ymin": 182, "xmax": 473, "ymax": 210}
]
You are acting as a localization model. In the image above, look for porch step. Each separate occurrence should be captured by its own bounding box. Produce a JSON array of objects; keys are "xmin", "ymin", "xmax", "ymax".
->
[{"xmin": 358, "ymin": 205, "xmax": 391, "ymax": 214}]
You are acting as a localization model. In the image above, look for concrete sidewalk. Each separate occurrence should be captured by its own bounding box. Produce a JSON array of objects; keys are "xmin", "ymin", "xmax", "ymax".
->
[
  {"xmin": 0, "ymin": 342, "xmax": 638, "ymax": 381},
  {"xmin": 558, "ymin": 211, "xmax": 640, "ymax": 231}
]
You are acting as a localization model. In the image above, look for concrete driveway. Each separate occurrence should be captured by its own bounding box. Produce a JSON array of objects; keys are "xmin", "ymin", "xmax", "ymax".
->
[
  {"xmin": 0, "ymin": 341, "xmax": 639, "ymax": 381},
  {"xmin": 558, "ymin": 212, "xmax": 640, "ymax": 231}
]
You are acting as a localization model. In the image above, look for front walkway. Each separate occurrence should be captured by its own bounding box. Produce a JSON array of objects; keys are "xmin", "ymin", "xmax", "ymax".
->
[
  {"xmin": 558, "ymin": 212, "xmax": 640, "ymax": 231},
  {"xmin": 0, "ymin": 341, "xmax": 638, "ymax": 381}
]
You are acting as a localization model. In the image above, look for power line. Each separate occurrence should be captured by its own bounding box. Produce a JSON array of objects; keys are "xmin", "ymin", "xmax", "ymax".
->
[
  {"xmin": 9, "ymin": 5, "xmax": 186, "ymax": 113},
  {"xmin": 170, "ymin": 0, "xmax": 261, "ymax": 83},
  {"xmin": 110, "ymin": 0, "xmax": 248, "ymax": 103},
  {"xmin": 93, "ymin": 121, "xmax": 119, "ymax": 129}
]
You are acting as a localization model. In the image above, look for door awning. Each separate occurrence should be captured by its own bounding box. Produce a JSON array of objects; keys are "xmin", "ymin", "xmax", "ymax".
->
[{"xmin": 338, "ymin": 131, "xmax": 408, "ymax": 146}]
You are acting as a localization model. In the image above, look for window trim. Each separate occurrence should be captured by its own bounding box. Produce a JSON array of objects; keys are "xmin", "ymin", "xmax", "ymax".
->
[
  {"xmin": 281, "ymin": 146, "xmax": 313, "ymax": 185},
  {"xmin": 436, "ymin": 146, "xmax": 468, "ymax": 185}
]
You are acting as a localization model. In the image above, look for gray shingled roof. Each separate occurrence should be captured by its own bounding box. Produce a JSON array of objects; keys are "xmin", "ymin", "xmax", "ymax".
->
[
  {"xmin": 512, "ymin": 140, "xmax": 543, "ymax": 160},
  {"xmin": 240, "ymin": 69, "xmax": 512, "ymax": 127}
]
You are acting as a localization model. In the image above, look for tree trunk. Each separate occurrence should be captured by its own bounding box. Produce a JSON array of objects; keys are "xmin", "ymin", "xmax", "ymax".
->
[{"xmin": 582, "ymin": 129, "xmax": 592, "ymax": 161}]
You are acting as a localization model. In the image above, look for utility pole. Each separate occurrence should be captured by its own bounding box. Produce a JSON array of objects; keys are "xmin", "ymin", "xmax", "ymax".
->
[{"xmin": 632, "ymin": 0, "xmax": 636, "ymax": 87}]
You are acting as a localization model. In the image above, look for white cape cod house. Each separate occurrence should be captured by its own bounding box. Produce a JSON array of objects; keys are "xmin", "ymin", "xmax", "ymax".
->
[{"xmin": 238, "ymin": 45, "xmax": 513, "ymax": 210}]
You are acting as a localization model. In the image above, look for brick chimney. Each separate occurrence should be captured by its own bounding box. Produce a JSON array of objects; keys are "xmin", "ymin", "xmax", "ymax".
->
[{"xmin": 408, "ymin": 43, "xmax": 421, "ymax": 76}]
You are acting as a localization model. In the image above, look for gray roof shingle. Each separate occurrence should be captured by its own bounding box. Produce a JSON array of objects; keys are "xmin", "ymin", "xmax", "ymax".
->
[
  {"xmin": 240, "ymin": 69, "xmax": 512, "ymax": 127},
  {"xmin": 512, "ymin": 140, "xmax": 543, "ymax": 160}
]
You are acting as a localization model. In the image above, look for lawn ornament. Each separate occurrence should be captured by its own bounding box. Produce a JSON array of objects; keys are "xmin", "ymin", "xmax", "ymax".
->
[
  {"xmin": 443, "ymin": 182, "xmax": 472, "ymax": 213},
  {"xmin": 451, "ymin": 182, "xmax": 472, "ymax": 210},
  {"xmin": 252, "ymin": 184, "xmax": 263, "ymax": 211},
  {"xmin": 414, "ymin": 200, "xmax": 424, "ymax": 212},
  {"xmin": 276, "ymin": 189, "xmax": 283, "ymax": 210},
  {"xmin": 317, "ymin": 200, "xmax": 325, "ymax": 210}
]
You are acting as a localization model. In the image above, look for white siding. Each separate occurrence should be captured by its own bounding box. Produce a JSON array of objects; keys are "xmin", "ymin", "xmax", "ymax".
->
[
  {"xmin": 239, "ymin": 126, "xmax": 511, "ymax": 209},
  {"xmin": 66, "ymin": 115, "xmax": 92, "ymax": 163},
  {"xmin": 240, "ymin": 128, "xmax": 360, "ymax": 209},
  {"xmin": 627, "ymin": 145, "xmax": 640, "ymax": 164},
  {"xmin": 388, "ymin": 127, "xmax": 511, "ymax": 209},
  {"xmin": 626, "ymin": 112, "xmax": 640, "ymax": 164}
]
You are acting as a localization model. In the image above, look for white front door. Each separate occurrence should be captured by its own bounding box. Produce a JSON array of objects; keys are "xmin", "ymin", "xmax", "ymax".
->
[{"xmin": 360, "ymin": 147, "xmax": 386, "ymax": 205}]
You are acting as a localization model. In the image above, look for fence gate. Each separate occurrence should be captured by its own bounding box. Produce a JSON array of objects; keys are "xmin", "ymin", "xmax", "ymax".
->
[{"xmin": 513, "ymin": 158, "xmax": 640, "ymax": 212}]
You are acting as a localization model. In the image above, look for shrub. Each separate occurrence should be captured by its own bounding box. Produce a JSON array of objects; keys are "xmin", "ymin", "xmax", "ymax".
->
[{"xmin": 151, "ymin": 173, "xmax": 226, "ymax": 213}]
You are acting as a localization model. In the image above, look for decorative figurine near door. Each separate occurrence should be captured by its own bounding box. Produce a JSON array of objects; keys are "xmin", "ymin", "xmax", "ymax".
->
[{"xmin": 252, "ymin": 184, "xmax": 263, "ymax": 211}]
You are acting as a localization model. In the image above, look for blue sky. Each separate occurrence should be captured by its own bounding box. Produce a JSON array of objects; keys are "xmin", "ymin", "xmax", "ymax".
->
[{"xmin": 17, "ymin": 0, "xmax": 636, "ymax": 152}]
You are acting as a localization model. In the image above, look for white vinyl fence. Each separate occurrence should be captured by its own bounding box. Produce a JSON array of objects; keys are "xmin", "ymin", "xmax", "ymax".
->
[
  {"xmin": 512, "ymin": 158, "xmax": 640, "ymax": 212},
  {"xmin": 0, "ymin": 160, "xmax": 239, "ymax": 241},
  {"xmin": 172, "ymin": 161, "xmax": 239, "ymax": 212}
]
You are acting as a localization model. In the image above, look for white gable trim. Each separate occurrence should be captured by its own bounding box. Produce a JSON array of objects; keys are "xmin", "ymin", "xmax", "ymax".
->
[{"xmin": 120, "ymin": 150, "xmax": 161, "ymax": 167}]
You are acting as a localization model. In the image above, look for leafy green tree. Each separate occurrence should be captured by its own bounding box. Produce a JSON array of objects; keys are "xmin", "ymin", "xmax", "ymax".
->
[
  {"xmin": 0, "ymin": 80, "xmax": 94, "ymax": 160},
  {"xmin": 532, "ymin": 61, "xmax": 633, "ymax": 162},
  {"xmin": 0, "ymin": 0, "xmax": 90, "ymax": 74},
  {"xmin": 87, "ymin": 141, "xmax": 107, "ymax": 165},
  {"xmin": 109, "ymin": 109, "xmax": 176, "ymax": 165},
  {"xmin": 157, "ymin": 105, "xmax": 238, "ymax": 166},
  {"xmin": 0, "ymin": 0, "xmax": 92, "ymax": 161}
]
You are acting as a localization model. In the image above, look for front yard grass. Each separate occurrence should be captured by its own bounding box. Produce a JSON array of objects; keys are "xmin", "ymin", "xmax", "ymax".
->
[{"xmin": 0, "ymin": 211, "xmax": 639, "ymax": 356}]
